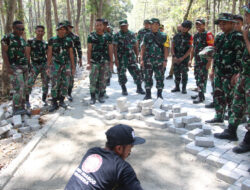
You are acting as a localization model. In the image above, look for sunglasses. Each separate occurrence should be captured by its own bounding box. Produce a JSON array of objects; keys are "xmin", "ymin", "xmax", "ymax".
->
[{"xmin": 17, "ymin": 28, "xmax": 25, "ymax": 31}]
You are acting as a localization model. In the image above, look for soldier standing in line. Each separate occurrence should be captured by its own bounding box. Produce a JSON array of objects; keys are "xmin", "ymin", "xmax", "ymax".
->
[
  {"xmin": 1, "ymin": 21, "xmax": 29, "ymax": 115},
  {"xmin": 234, "ymin": 15, "xmax": 244, "ymax": 32},
  {"xmin": 26, "ymin": 25, "xmax": 49, "ymax": 107},
  {"xmin": 140, "ymin": 18, "xmax": 169, "ymax": 99},
  {"xmin": 206, "ymin": 13, "xmax": 245, "ymax": 124},
  {"xmin": 87, "ymin": 19, "xmax": 113, "ymax": 105},
  {"xmin": 171, "ymin": 20, "xmax": 193, "ymax": 94},
  {"xmin": 113, "ymin": 20, "xmax": 145, "ymax": 96},
  {"xmin": 46, "ymin": 22, "xmax": 75, "ymax": 112},
  {"xmin": 214, "ymin": 6, "xmax": 250, "ymax": 158},
  {"xmin": 63, "ymin": 20, "xmax": 82, "ymax": 102},
  {"xmin": 188, "ymin": 19, "xmax": 214, "ymax": 104}
]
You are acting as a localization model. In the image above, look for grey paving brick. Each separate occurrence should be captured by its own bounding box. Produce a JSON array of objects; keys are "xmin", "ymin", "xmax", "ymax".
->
[
  {"xmin": 195, "ymin": 137, "xmax": 215, "ymax": 148},
  {"xmin": 216, "ymin": 168, "xmax": 241, "ymax": 184},
  {"xmin": 185, "ymin": 142, "xmax": 204, "ymax": 155},
  {"xmin": 187, "ymin": 128, "xmax": 203, "ymax": 140}
]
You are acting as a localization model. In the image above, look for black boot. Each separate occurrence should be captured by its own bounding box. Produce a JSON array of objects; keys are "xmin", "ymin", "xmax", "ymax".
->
[
  {"xmin": 136, "ymin": 84, "xmax": 145, "ymax": 94},
  {"xmin": 90, "ymin": 93, "xmax": 96, "ymax": 105},
  {"xmin": 182, "ymin": 84, "xmax": 187, "ymax": 94},
  {"xmin": 42, "ymin": 93, "xmax": 48, "ymax": 106},
  {"xmin": 26, "ymin": 95, "xmax": 31, "ymax": 109},
  {"xmin": 205, "ymin": 117, "xmax": 224, "ymax": 124},
  {"xmin": 205, "ymin": 102, "xmax": 215, "ymax": 108},
  {"xmin": 214, "ymin": 124, "xmax": 238, "ymax": 141},
  {"xmin": 171, "ymin": 84, "xmax": 180, "ymax": 92},
  {"xmin": 68, "ymin": 87, "xmax": 73, "ymax": 102},
  {"xmin": 143, "ymin": 89, "xmax": 152, "ymax": 100},
  {"xmin": 191, "ymin": 94, "xmax": 198, "ymax": 99},
  {"xmin": 98, "ymin": 92, "xmax": 105, "ymax": 103},
  {"xmin": 157, "ymin": 89, "xmax": 163, "ymax": 99},
  {"xmin": 49, "ymin": 98, "xmax": 59, "ymax": 112},
  {"xmin": 59, "ymin": 96, "xmax": 67, "ymax": 109},
  {"xmin": 233, "ymin": 141, "xmax": 250, "ymax": 153},
  {"xmin": 106, "ymin": 78, "xmax": 110, "ymax": 86},
  {"xmin": 166, "ymin": 75, "xmax": 173, "ymax": 80},
  {"xmin": 121, "ymin": 84, "xmax": 128, "ymax": 96},
  {"xmin": 193, "ymin": 92, "xmax": 205, "ymax": 104}
]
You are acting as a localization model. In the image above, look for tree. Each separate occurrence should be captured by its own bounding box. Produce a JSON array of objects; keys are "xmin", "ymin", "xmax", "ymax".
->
[
  {"xmin": 0, "ymin": 0, "xmax": 6, "ymax": 33},
  {"xmin": 66, "ymin": 0, "xmax": 72, "ymax": 23},
  {"xmin": 45, "ymin": 0, "xmax": 52, "ymax": 40},
  {"xmin": 183, "ymin": 0, "xmax": 194, "ymax": 21},
  {"xmin": 75, "ymin": 0, "xmax": 81, "ymax": 35},
  {"xmin": 232, "ymin": 0, "xmax": 237, "ymax": 14},
  {"xmin": 52, "ymin": 0, "xmax": 59, "ymax": 25}
]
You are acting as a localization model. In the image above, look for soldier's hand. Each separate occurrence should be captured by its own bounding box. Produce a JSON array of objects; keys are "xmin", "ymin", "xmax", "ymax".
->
[
  {"xmin": 87, "ymin": 64, "xmax": 91, "ymax": 70},
  {"xmin": 115, "ymin": 60, "xmax": 119, "ymax": 67},
  {"xmin": 231, "ymin": 74, "xmax": 239, "ymax": 86},
  {"xmin": 163, "ymin": 60, "xmax": 167, "ymax": 68},
  {"xmin": 110, "ymin": 62, "xmax": 113, "ymax": 71},
  {"xmin": 243, "ymin": 25, "xmax": 249, "ymax": 40},
  {"xmin": 78, "ymin": 59, "xmax": 82, "ymax": 67},
  {"xmin": 136, "ymin": 56, "xmax": 139, "ymax": 63},
  {"xmin": 72, "ymin": 66, "xmax": 76, "ymax": 75},
  {"xmin": 140, "ymin": 60, "xmax": 144, "ymax": 68},
  {"xmin": 209, "ymin": 71, "xmax": 214, "ymax": 81},
  {"xmin": 188, "ymin": 61, "xmax": 192, "ymax": 67},
  {"xmin": 46, "ymin": 68, "xmax": 50, "ymax": 76},
  {"xmin": 206, "ymin": 62, "xmax": 211, "ymax": 70}
]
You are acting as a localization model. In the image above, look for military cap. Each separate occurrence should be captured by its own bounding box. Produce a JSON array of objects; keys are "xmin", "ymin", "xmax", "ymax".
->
[
  {"xmin": 144, "ymin": 19, "xmax": 151, "ymax": 24},
  {"xmin": 103, "ymin": 19, "xmax": 109, "ymax": 25},
  {"xmin": 119, "ymin": 20, "xmax": 128, "ymax": 26},
  {"xmin": 195, "ymin": 19, "xmax": 206, "ymax": 25},
  {"xmin": 56, "ymin": 22, "xmax": 68, "ymax": 31},
  {"xmin": 151, "ymin": 18, "xmax": 160, "ymax": 24},
  {"xmin": 159, "ymin": 24, "xmax": 164, "ymax": 29},
  {"xmin": 182, "ymin": 20, "xmax": 193, "ymax": 29},
  {"xmin": 243, "ymin": 3, "xmax": 250, "ymax": 13},
  {"xmin": 233, "ymin": 14, "xmax": 244, "ymax": 22},
  {"xmin": 63, "ymin": 20, "xmax": 74, "ymax": 28},
  {"xmin": 214, "ymin": 13, "xmax": 237, "ymax": 24}
]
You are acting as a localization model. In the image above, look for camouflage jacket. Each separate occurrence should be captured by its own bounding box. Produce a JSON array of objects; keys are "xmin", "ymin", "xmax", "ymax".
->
[
  {"xmin": 67, "ymin": 32, "xmax": 82, "ymax": 60},
  {"xmin": 113, "ymin": 30, "xmax": 136, "ymax": 58},
  {"xmin": 48, "ymin": 36, "xmax": 73, "ymax": 65},
  {"xmin": 213, "ymin": 31, "xmax": 245, "ymax": 75},
  {"xmin": 173, "ymin": 32, "xmax": 193, "ymax": 60},
  {"xmin": 27, "ymin": 38, "xmax": 48, "ymax": 65},
  {"xmin": 142, "ymin": 31, "xmax": 167, "ymax": 62},
  {"xmin": 137, "ymin": 28, "xmax": 151, "ymax": 51},
  {"xmin": 1, "ymin": 33, "xmax": 28, "ymax": 66},
  {"xmin": 87, "ymin": 32, "xmax": 111, "ymax": 63},
  {"xmin": 241, "ymin": 32, "xmax": 250, "ymax": 76}
]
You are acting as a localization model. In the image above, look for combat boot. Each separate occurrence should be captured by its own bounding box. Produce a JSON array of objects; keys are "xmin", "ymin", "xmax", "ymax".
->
[
  {"xmin": 205, "ymin": 117, "xmax": 224, "ymax": 124},
  {"xmin": 59, "ymin": 96, "xmax": 67, "ymax": 109},
  {"xmin": 205, "ymin": 102, "xmax": 214, "ymax": 108},
  {"xmin": 42, "ymin": 93, "xmax": 48, "ymax": 106},
  {"xmin": 191, "ymin": 94, "xmax": 198, "ymax": 99},
  {"xmin": 25, "ymin": 95, "xmax": 31, "ymax": 109},
  {"xmin": 171, "ymin": 84, "xmax": 180, "ymax": 92},
  {"xmin": 193, "ymin": 92, "xmax": 205, "ymax": 104},
  {"xmin": 233, "ymin": 141, "xmax": 250, "ymax": 154},
  {"xmin": 121, "ymin": 84, "xmax": 128, "ymax": 96},
  {"xmin": 98, "ymin": 92, "xmax": 105, "ymax": 103},
  {"xmin": 157, "ymin": 89, "xmax": 163, "ymax": 99},
  {"xmin": 214, "ymin": 124, "xmax": 238, "ymax": 141},
  {"xmin": 182, "ymin": 84, "xmax": 187, "ymax": 94},
  {"xmin": 143, "ymin": 89, "xmax": 152, "ymax": 100},
  {"xmin": 106, "ymin": 78, "xmax": 110, "ymax": 86},
  {"xmin": 68, "ymin": 87, "xmax": 73, "ymax": 102},
  {"xmin": 90, "ymin": 93, "xmax": 96, "ymax": 105},
  {"xmin": 166, "ymin": 75, "xmax": 173, "ymax": 80},
  {"xmin": 136, "ymin": 84, "xmax": 145, "ymax": 94},
  {"xmin": 49, "ymin": 98, "xmax": 58, "ymax": 112}
]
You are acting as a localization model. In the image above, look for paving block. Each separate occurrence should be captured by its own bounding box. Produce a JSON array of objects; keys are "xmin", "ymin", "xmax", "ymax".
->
[
  {"xmin": 175, "ymin": 128, "xmax": 188, "ymax": 135},
  {"xmin": 26, "ymin": 118, "xmax": 39, "ymax": 127},
  {"xmin": 185, "ymin": 142, "xmax": 204, "ymax": 155},
  {"xmin": 117, "ymin": 97, "xmax": 127, "ymax": 108},
  {"xmin": 4, "ymin": 112, "xmax": 11, "ymax": 119},
  {"xmin": 168, "ymin": 125, "xmax": 176, "ymax": 133},
  {"xmin": 161, "ymin": 104, "xmax": 171, "ymax": 111},
  {"xmin": 125, "ymin": 113, "xmax": 134, "ymax": 120},
  {"xmin": 153, "ymin": 109, "xmax": 169, "ymax": 121},
  {"xmin": 153, "ymin": 98, "xmax": 163, "ymax": 109},
  {"xmin": 12, "ymin": 133, "xmax": 22, "ymax": 142},
  {"xmin": 145, "ymin": 118, "xmax": 170, "ymax": 129},
  {"xmin": 206, "ymin": 155, "xmax": 228, "ymax": 168},
  {"xmin": 134, "ymin": 113, "xmax": 145, "ymax": 121},
  {"xmin": 197, "ymin": 149, "xmax": 212, "ymax": 161},
  {"xmin": 0, "ymin": 123, "xmax": 12, "ymax": 135},
  {"xmin": 19, "ymin": 127, "xmax": 31, "ymax": 133},
  {"xmin": 115, "ymin": 113, "xmax": 124, "ymax": 120},
  {"xmin": 101, "ymin": 105, "xmax": 115, "ymax": 111},
  {"xmin": 141, "ymin": 107, "xmax": 152, "ymax": 116},
  {"xmin": 237, "ymin": 161, "xmax": 250, "ymax": 171},
  {"xmin": 182, "ymin": 116, "xmax": 202, "ymax": 124},
  {"xmin": 222, "ymin": 161, "xmax": 238, "ymax": 171},
  {"xmin": 227, "ymin": 185, "xmax": 241, "ymax": 190},
  {"xmin": 30, "ymin": 125, "xmax": 40, "ymax": 131},
  {"xmin": 216, "ymin": 168, "xmax": 241, "ymax": 184},
  {"xmin": 0, "ymin": 108, "xmax": 4, "ymax": 120},
  {"xmin": 128, "ymin": 107, "xmax": 141, "ymax": 114},
  {"xmin": 105, "ymin": 113, "xmax": 115, "ymax": 120},
  {"xmin": 185, "ymin": 122, "xmax": 203, "ymax": 130},
  {"xmin": 168, "ymin": 112, "xmax": 188, "ymax": 118},
  {"xmin": 0, "ymin": 120, "xmax": 8, "ymax": 127},
  {"xmin": 172, "ymin": 105, "xmax": 181, "ymax": 113},
  {"xmin": 13, "ymin": 115, "xmax": 22, "ymax": 128},
  {"xmin": 6, "ymin": 129, "xmax": 18, "ymax": 137},
  {"xmin": 181, "ymin": 134, "xmax": 193, "ymax": 144},
  {"xmin": 203, "ymin": 125, "xmax": 212, "ymax": 135},
  {"xmin": 141, "ymin": 99, "xmax": 154, "ymax": 108},
  {"xmin": 187, "ymin": 128, "xmax": 203, "ymax": 140},
  {"xmin": 174, "ymin": 118, "xmax": 185, "ymax": 128},
  {"xmin": 117, "ymin": 106, "xmax": 128, "ymax": 113},
  {"xmin": 242, "ymin": 179, "xmax": 250, "ymax": 190},
  {"xmin": 234, "ymin": 177, "xmax": 249, "ymax": 187},
  {"xmin": 233, "ymin": 168, "xmax": 249, "ymax": 178},
  {"xmin": 195, "ymin": 137, "xmax": 215, "ymax": 148}
]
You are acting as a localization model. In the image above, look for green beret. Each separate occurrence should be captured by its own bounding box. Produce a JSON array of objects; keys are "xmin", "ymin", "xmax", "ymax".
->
[{"xmin": 119, "ymin": 20, "xmax": 128, "ymax": 26}]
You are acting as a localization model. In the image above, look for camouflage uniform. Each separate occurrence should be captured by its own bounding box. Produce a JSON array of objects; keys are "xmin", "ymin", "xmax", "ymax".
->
[
  {"xmin": 113, "ymin": 30, "xmax": 141, "ymax": 86},
  {"xmin": 213, "ymin": 31, "xmax": 245, "ymax": 120},
  {"xmin": 1, "ymin": 33, "xmax": 28, "ymax": 110},
  {"xmin": 173, "ymin": 32, "xmax": 193, "ymax": 87},
  {"xmin": 27, "ymin": 38, "xmax": 49, "ymax": 95},
  {"xmin": 142, "ymin": 31, "xmax": 169, "ymax": 90},
  {"xmin": 104, "ymin": 31, "xmax": 113, "ymax": 87},
  {"xmin": 88, "ymin": 32, "xmax": 110, "ymax": 95},
  {"xmin": 48, "ymin": 36, "xmax": 72, "ymax": 99}
]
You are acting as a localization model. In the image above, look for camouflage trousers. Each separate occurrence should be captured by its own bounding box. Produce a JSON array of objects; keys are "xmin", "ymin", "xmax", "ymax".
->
[
  {"xmin": 213, "ymin": 74, "xmax": 234, "ymax": 120},
  {"xmin": 9, "ymin": 65, "xmax": 28, "ymax": 110},
  {"xmin": 173, "ymin": 62, "xmax": 189, "ymax": 86},
  {"xmin": 229, "ymin": 75, "xmax": 250, "ymax": 128},
  {"xmin": 68, "ymin": 57, "xmax": 77, "ymax": 90},
  {"xmin": 194, "ymin": 64, "xmax": 208, "ymax": 93},
  {"xmin": 27, "ymin": 63, "xmax": 49, "ymax": 95},
  {"xmin": 89, "ymin": 62, "xmax": 109, "ymax": 94},
  {"xmin": 118, "ymin": 56, "xmax": 141, "ymax": 85},
  {"xmin": 144, "ymin": 60, "xmax": 164, "ymax": 90},
  {"xmin": 50, "ymin": 62, "xmax": 71, "ymax": 98}
]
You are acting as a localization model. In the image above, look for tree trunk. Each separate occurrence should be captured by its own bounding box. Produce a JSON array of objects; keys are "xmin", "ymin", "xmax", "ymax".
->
[
  {"xmin": 75, "ymin": 0, "xmax": 81, "ymax": 35},
  {"xmin": 97, "ymin": 0, "xmax": 104, "ymax": 18},
  {"xmin": 45, "ymin": 0, "xmax": 52, "ymax": 40},
  {"xmin": 206, "ymin": 0, "xmax": 210, "ymax": 29},
  {"xmin": 70, "ymin": 0, "xmax": 75, "ymax": 26},
  {"xmin": 82, "ymin": 0, "xmax": 87, "ymax": 48},
  {"xmin": 183, "ymin": 0, "xmax": 194, "ymax": 21},
  {"xmin": 0, "ymin": 0, "xmax": 6, "ymax": 33},
  {"xmin": 213, "ymin": 0, "xmax": 216, "ymax": 34},
  {"xmin": 66, "ymin": 0, "xmax": 72, "ymax": 23},
  {"xmin": 52, "ymin": 0, "xmax": 59, "ymax": 25},
  {"xmin": 239, "ymin": 0, "xmax": 243, "ymax": 13},
  {"xmin": 37, "ymin": 0, "xmax": 41, "ymax": 24},
  {"xmin": 28, "ymin": 0, "xmax": 33, "ymax": 35},
  {"xmin": 90, "ymin": 13, "xmax": 94, "ymax": 33},
  {"xmin": 33, "ymin": 0, "xmax": 38, "ymax": 26},
  {"xmin": 232, "ymin": 0, "xmax": 237, "ymax": 14}
]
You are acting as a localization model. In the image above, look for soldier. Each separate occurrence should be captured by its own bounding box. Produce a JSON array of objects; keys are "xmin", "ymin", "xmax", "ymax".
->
[
  {"xmin": 63, "ymin": 20, "xmax": 82, "ymax": 102},
  {"xmin": 189, "ymin": 19, "xmax": 214, "ymax": 104},
  {"xmin": 46, "ymin": 22, "xmax": 75, "ymax": 112},
  {"xmin": 214, "ymin": 6, "xmax": 250, "ymax": 157},
  {"xmin": 159, "ymin": 24, "xmax": 164, "ymax": 32},
  {"xmin": 234, "ymin": 14, "xmax": 244, "ymax": 32},
  {"xmin": 87, "ymin": 19, "xmax": 113, "ymax": 105},
  {"xmin": 171, "ymin": 20, "xmax": 193, "ymax": 94},
  {"xmin": 113, "ymin": 20, "xmax": 145, "ymax": 96},
  {"xmin": 206, "ymin": 13, "xmax": 245, "ymax": 124},
  {"xmin": 140, "ymin": 18, "xmax": 169, "ymax": 99},
  {"xmin": 26, "ymin": 25, "xmax": 49, "ymax": 107},
  {"xmin": 1, "ymin": 20, "xmax": 29, "ymax": 115}
]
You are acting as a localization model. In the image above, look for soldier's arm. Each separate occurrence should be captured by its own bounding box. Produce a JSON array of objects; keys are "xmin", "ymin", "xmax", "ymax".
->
[
  {"xmin": 26, "ymin": 46, "xmax": 31, "ymax": 65},
  {"xmin": 171, "ymin": 42, "xmax": 175, "ymax": 56},
  {"xmin": 76, "ymin": 36, "xmax": 83, "ymax": 66},
  {"xmin": 69, "ymin": 47, "xmax": 75, "ymax": 74},
  {"xmin": 140, "ymin": 44, "xmax": 145, "ymax": 67},
  {"xmin": 87, "ymin": 43, "xmax": 92, "ymax": 70},
  {"xmin": 1, "ymin": 42, "xmax": 13, "ymax": 74},
  {"xmin": 47, "ymin": 46, "xmax": 52, "ymax": 67},
  {"xmin": 108, "ymin": 44, "xmax": 113, "ymax": 70},
  {"xmin": 243, "ymin": 26, "xmax": 250, "ymax": 53},
  {"xmin": 133, "ymin": 43, "xmax": 139, "ymax": 58},
  {"xmin": 113, "ymin": 44, "xmax": 119, "ymax": 67}
]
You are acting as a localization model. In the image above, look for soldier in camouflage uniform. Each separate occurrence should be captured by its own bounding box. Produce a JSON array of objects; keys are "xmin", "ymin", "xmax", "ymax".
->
[
  {"xmin": 1, "ymin": 21, "xmax": 28, "ymax": 115},
  {"xmin": 214, "ymin": 6, "xmax": 250, "ymax": 156},
  {"xmin": 206, "ymin": 13, "xmax": 245, "ymax": 124},
  {"xmin": 234, "ymin": 14, "xmax": 243, "ymax": 33},
  {"xmin": 46, "ymin": 22, "xmax": 75, "ymax": 112},
  {"xmin": 113, "ymin": 20, "xmax": 145, "ymax": 96},
  {"xmin": 26, "ymin": 25, "xmax": 49, "ymax": 107},
  {"xmin": 87, "ymin": 19, "xmax": 113, "ymax": 104},
  {"xmin": 171, "ymin": 20, "xmax": 193, "ymax": 94},
  {"xmin": 140, "ymin": 18, "xmax": 169, "ymax": 99},
  {"xmin": 189, "ymin": 19, "xmax": 214, "ymax": 104},
  {"xmin": 63, "ymin": 20, "xmax": 82, "ymax": 102}
]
